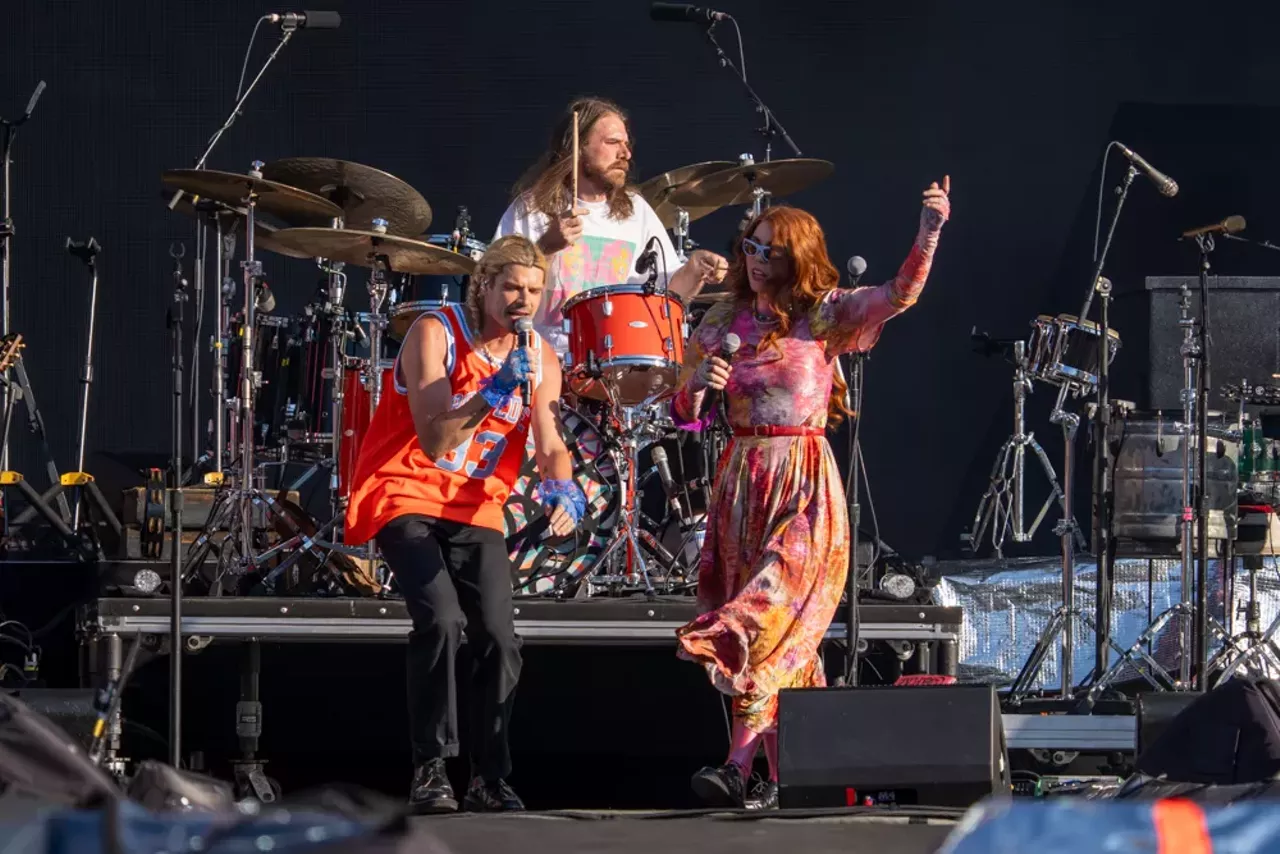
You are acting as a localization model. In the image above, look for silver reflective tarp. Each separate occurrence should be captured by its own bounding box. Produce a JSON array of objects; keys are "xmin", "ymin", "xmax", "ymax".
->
[{"xmin": 933, "ymin": 555, "xmax": 1280, "ymax": 689}]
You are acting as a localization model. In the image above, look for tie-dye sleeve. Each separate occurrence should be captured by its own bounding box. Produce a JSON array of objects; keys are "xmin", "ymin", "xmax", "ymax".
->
[
  {"xmin": 671, "ymin": 304, "xmax": 731, "ymax": 431},
  {"xmin": 812, "ymin": 225, "xmax": 941, "ymax": 356}
]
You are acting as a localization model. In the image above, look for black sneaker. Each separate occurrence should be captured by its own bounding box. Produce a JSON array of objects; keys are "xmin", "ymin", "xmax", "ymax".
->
[
  {"xmin": 409, "ymin": 758, "xmax": 457, "ymax": 815},
  {"xmin": 690, "ymin": 762, "xmax": 747, "ymax": 808},
  {"xmin": 462, "ymin": 776, "xmax": 525, "ymax": 812},
  {"xmin": 746, "ymin": 778, "xmax": 778, "ymax": 810}
]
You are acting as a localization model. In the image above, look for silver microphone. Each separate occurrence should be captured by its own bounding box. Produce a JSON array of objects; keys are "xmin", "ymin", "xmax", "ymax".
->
[
  {"xmin": 846, "ymin": 255, "xmax": 867, "ymax": 286},
  {"xmin": 515, "ymin": 317, "xmax": 534, "ymax": 405},
  {"xmin": 651, "ymin": 446, "xmax": 690, "ymax": 526},
  {"xmin": 699, "ymin": 332, "xmax": 741, "ymax": 420}
]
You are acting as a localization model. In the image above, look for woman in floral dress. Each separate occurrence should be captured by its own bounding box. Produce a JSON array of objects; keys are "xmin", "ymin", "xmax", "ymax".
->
[{"xmin": 671, "ymin": 178, "xmax": 951, "ymax": 808}]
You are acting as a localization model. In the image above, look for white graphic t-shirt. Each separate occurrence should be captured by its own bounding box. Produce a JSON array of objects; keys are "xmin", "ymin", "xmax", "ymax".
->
[{"xmin": 493, "ymin": 192, "xmax": 682, "ymax": 351}]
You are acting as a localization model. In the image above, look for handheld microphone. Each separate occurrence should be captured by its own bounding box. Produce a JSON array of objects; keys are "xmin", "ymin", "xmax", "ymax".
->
[
  {"xmin": 650, "ymin": 446, "xmax": 691, "ymax": 526},
  {"xmin": 515, "ymin": 317, "xmax": 534, "ymax": 405},
  {"xmin": 267, "ymin": 11, "xmax": 342, "ymax": 29},
  {"xmin": 699, "ymin": 332, "xmax": 741, "ymax": 419},
  {"xmin": 635, "ymin": 235, "xmax": 661, "ymax": 276},
  {"xmin": 846, "ymin": 255, "xmax": 867, "ymax": 287},
  {"xmin": 650, "ymin": 2, "xmax": 727, "ymax": 22},
  {"xmin": 1115, "ymin": 143, "xmax": 1178, "ymax": 198},
  {"xmin": 1181, "ymin": 215, "xmax": 1246, "ymax": 240}
]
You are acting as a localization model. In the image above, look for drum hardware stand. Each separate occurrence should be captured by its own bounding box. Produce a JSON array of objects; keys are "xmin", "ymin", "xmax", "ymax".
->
[
  {"xmin": 1210, "ymin": 557, "xmax": 1280, "ymax": 680},
  {"xmin": 967, "ymin": 339, "xmax": 1077, "ymax": 557},
  {"xmin": 1006, "ymin": 384, "xmax": 1131, "ymax": 703},
  {"xmin": 0, "ymin": 80, "xmax": 46, "ymax": 474},
  {"xmin": 840, "ymin": 350, "xmax": 866, "ymax": 685},
  {"xmin": 167, "ymin": 231, "xmax": 188, "ymax": 767},
  {"xmin": 673, "ymin": 209, "xmax": 694, "ymax": 262}
]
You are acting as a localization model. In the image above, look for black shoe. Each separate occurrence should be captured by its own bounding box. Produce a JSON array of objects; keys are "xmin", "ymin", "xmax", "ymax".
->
[
  {"xmin": 463, "ymin": 776, "xmax": 525, "ymax": 812},
  {"xmin": 746, "ymin": 778, "xmax": 778, "ymax": 810},
  {"xmin": 409, "ymin": 759, "xmax": 457, "ymax": 815},
  {"xmin": 691, "ymin": 763, "xmax": 747, "ymax": 808}
]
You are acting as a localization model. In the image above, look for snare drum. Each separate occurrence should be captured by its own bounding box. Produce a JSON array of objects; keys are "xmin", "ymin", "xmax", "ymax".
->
[
  {"xmin": 1027, "ymin": 313, "xmax": 1122, "ymax": 390},
  {"xmin": 337, "ymin": 358, "xmax": 395, "ymax": 498},
  {"xmin": 561, "ymin": 284, "xmax": 686, "ymax": 405}
]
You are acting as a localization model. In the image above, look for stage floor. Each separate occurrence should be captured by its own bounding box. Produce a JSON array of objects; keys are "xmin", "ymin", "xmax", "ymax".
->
[{"xmin": 412, "ymin": 808, "xmax": 961, "ymax": 854}]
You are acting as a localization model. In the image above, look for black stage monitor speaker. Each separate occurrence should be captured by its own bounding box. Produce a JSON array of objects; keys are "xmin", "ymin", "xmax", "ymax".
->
[{"xmin": 777, "ymin": 684, "xmax": 1008, "ymax": 809}]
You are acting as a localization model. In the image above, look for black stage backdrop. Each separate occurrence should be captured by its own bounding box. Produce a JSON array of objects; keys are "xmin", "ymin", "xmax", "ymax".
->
[{"xmin": 5, "ymin": 0, "xmax": 1280, "ymax": 558}]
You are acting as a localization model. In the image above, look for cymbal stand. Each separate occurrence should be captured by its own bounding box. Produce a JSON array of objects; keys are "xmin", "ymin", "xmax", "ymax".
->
[
  {"xmin": 361, "ymin": 222, "xmax": 393, "ymax": 583},
  {"xmin": 1006, "ymin": 382, "xmax": 1132, "ymax": 703},
  {"xmin": 967, "ymin": 340, "xmax": 1076, "ymax": 557},
  {"xmin": 323, "ymin": 258, "xmax": 348, "ymax": 517},
  {"xmin": 673, "ymin": 208, "xmax": 692, "ymax": 262}
]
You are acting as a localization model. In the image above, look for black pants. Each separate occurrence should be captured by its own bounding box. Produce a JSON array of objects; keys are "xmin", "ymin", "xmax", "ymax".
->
[{"xmin": 376, "ymin": 515, "xmax": 521, "ymax": 781}]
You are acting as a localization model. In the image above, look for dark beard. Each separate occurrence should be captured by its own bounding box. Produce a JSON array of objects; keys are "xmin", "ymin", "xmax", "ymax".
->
[{"xmin": 585, "ymin": 161, "xmax": 628, "ymax": 191}]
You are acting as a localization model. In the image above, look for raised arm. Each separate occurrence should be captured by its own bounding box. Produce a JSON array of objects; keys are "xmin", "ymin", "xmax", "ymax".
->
[
  {"xmin": 402, "ymin": 316, "xmax": 531, "ymax": 461},
  {"xmin": 814, "ymin": 176, "xmax": 951, "ymax": 356}
]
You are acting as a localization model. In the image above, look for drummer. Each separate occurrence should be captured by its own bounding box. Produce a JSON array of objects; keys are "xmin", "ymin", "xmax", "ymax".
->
[{"xmin": 494, "ymin": 96, "xmax": 728, "ymax": 351}]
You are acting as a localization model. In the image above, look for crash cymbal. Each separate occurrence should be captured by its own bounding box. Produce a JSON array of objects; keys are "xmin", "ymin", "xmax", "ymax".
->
[
  {"xmin": 267, "ymin": 227, "xmax": 477, "ymax": 276},
  {"xmin": 259, "ymin": 157, "xmax": 432, "ymax": 235},
  {"xmin": 163, "ymin": 192, "xmax": 314, "ymax": 260},
  {"xmin": 638, "ymin": 161, "xmax": 737, "ymax": 207},
  {"xmin": 162, "ymin": 168, "xmax": 343, "ymax": 223},
  {"xmin": 639, "ymin": 161, "xmax": 736, "ymax": 230},
  {"xmin": 664, "ymin": 158, "xmax": 834, "ymax": 210}
]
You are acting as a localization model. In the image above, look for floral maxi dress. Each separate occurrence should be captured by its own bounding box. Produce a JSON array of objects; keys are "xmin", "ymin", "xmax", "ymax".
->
[{"xmin": 671, "ymin": 236, "xmax": 939, "ymax": 733}]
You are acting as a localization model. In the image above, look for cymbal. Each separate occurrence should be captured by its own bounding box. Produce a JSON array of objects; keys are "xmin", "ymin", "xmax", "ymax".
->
[
  {"xmin": 259, "ymin": 157, "xmax": 432, "ymax": 235},
  {"xmin": 266, "ymin": 227, "xmax": 478, "ymax": 276},
  {"xmin": 163, "ymin": 193, "xmax": 314, "ymax": 260},
  {"xmin": 162, "ymin": 168, "xmax": 342, "ymax": 223},
  {"xmin": 690, "ymin": 290, "xmax": 733, "ymax": 307},
  {"xmin": 664, "ymin": 158, "xmax": 834, "ymax": 209},
  {"xmin": 639, "ymin": 161, "xmax": 735, "ymax": 229},
  {"xmin": 638, "ymin": 161, "xmax": 737, "ymax": 206}
]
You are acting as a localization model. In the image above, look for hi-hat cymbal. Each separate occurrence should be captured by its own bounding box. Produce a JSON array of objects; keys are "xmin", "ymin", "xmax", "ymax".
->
[
  {"xmin": 639, "ymin": 161, "xmax": 735, "ymax": 229},
  {"xmin": 163, "ymin": 193, "xmax": 314, "ymax": 260},
  {"xmin": 267, "ymin": 227, "xmax": 477, "ymax": 275},
  {"xmin": 664, "ymin": 158, "xmax": 834, "ymax": 209},
  {"xmin": 162, "ymin": 168, "xmax": 343, "ymax": 223},
  {"xmin": 259, "ymin": 158, "xmax": 432, "ymax": 235}
]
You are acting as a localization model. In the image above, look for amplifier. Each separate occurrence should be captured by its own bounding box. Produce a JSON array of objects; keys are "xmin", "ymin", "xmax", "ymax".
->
[
  {"xmin": 1145, "ymin": 276, "xmax": 1280, "ymax": 412},
  {"xmin": 777, "ymin": 684, "xmax": 1008, "ymax": 809}
]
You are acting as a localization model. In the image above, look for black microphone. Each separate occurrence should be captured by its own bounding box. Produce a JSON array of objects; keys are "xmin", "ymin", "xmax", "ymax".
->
[
  {"xmin": 267, "ymin": 11, "xmax": 342, "ymax": 29},
  {"xmin": 846, "ymin": 255, "xmax": 867, "ymax": 287},
  {"xmin": 635, "ymin": 235, "xmax": 661, "ymax": 276},
  {"xmin": 650, "ymin": 446, "xmax": 691, "ymax": 526},
  {"xmin": 516, "ymin": 317, "xmax": 534, "ymax": 405},
  {"xmin": 1181, "ymin": 215, "xmax": 1246, "ymax": 240},
  {"xmin": 650, "ymin": 2, "xmax": 727, "ymax": 23},
  {"xmin": 1115, "ymin": 143, "xmax": 1178, "ymax": 198},
  {"xmin": 699, "ymin": 332, "xmax": 741, "ymax": 419}
]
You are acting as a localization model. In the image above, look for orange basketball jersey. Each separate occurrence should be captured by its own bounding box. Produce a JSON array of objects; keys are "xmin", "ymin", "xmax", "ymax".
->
[{"xmin": 344, "ymin": 304, "xmax": 542, "ymax": 542}]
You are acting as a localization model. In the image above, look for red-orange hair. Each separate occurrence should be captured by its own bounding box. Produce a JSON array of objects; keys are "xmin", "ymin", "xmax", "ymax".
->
[{"xmin": 725, "ymin": 206, "xmax": 855, "ymax": 427}]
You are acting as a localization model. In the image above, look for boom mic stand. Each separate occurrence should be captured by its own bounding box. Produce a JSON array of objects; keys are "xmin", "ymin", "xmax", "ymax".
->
[
  {"xmin": 0, "ymin": 80, "xmax": 47, "ymax": 472},
  {"xmin": 1191, "ymin": 232, "xmax": 1215, "ymax": 689},
  {"xmin": 1077, "ymin": 161, "xmax": 1138, "ymax": 694}
]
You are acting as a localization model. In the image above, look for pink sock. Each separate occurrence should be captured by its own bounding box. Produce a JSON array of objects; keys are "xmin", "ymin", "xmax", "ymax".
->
[
  {"xmin": 763, "ymin": 732, "xmax": 779, "ymax": 782},
  {"xmin": 726, "ymin": 718, "xmax": 761, "ymax": 778}
]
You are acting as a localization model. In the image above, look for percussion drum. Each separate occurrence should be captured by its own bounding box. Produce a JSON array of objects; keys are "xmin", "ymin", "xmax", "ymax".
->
[
  {"xmin": 336, "ymin": 358, "xmax": 395, "ymax": 499},
  {"xmin": 386, "ymin": 233, "xmax": 485, "ymax": 342},
  {"xmin": 506, "ymin": 405, "xmax": 621, "ymax": 596},
  {"xmin": 1027, "ymin": 313, "xmax": 1122, "ymax": 391},
  {"xmin": 561, "ymin": 284, "xmax": 687, "ymax": 405}
]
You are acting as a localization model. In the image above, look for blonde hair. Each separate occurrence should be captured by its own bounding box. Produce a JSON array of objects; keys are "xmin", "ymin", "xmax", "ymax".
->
[
  {"xmin": 513, "ymin": 96, "xmax": 635, "ymax": 221},
  {"xmin": 465, "ymin": 235, "xmax": 549, "ymax": 331}
]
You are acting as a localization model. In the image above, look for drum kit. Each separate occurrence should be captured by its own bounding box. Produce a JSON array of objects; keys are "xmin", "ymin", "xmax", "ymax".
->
[{"xmin": 159, "ymin": 152, "xmax": 834, "ymax": 599}]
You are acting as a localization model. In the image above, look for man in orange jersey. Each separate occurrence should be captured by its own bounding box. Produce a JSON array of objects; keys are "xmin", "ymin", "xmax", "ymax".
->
[{"xmin": 345, "ymin": 235, "xmax": 584, "ymax": 814}]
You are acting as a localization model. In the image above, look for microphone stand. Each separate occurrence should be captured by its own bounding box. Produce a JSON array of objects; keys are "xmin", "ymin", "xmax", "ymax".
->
[
  {"xmin": 841, "ymin": 351, "xmax": 866, "ymax": 685},
  {"xmin": 0, "ymin": 80, "xmax": 47, "ymax": 472},
  {"xmin": 166, "ymin": 19, "xmax": 298, "ymax": 478},
  {"xmin": 701, "ymin": 19, "xmax": 801, "ymax": 161},
  {"xmin": 1077, "ymin": 163, "xmax": 1137, "ymax": 695},
  {"xmin": 1192, "ymin": 233, "xmax": 1215, "ymax": 690},
  {"xmin": 166, "ymin": 246, "xmax": 188, "ymax": 768}
]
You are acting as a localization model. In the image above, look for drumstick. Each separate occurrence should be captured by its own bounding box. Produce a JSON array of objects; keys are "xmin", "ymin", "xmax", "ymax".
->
[{"xmin": 571, "ymin": 110, "xmax": 580, "ymax": 206}]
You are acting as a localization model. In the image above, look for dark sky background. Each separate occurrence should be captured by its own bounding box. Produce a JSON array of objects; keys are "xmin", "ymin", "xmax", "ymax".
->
[{"xmin": 5, "ymin": 0, "xmax": 1280, "ymax": 558}]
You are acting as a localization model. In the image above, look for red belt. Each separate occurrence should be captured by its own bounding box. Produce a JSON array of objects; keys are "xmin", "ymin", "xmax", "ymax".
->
[{"xmin": 733, "ymin": 425, "xmax": 824, "ymax": 437}]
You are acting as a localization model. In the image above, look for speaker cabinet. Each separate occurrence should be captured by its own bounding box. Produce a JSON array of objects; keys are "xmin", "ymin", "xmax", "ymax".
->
[{"xmin": 777, "ymin": 685, "xmax": 1008, "ymax": 809}]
